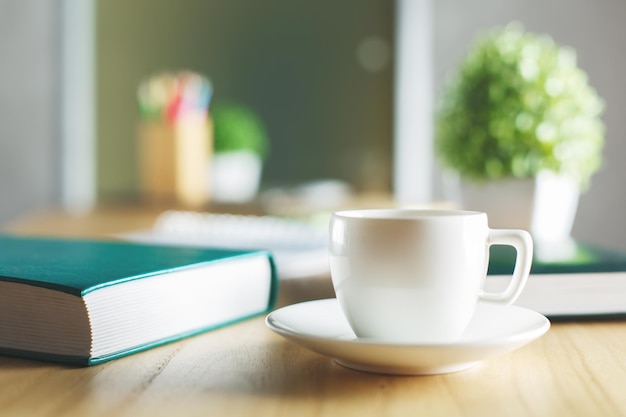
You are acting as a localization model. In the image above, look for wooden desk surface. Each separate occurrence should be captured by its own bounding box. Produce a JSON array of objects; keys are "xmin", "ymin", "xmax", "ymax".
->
[{"xmin": 3, "ymin": 206, "xmax": 626, "ymax": 417}]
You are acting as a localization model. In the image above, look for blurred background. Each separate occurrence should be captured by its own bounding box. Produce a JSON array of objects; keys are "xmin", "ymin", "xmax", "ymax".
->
[{"xmin": 0, "ymin": 0, "xmax": 625, "ymax": 250}]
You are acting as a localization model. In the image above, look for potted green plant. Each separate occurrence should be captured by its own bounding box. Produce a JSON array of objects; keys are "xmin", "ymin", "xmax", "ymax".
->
[
  {"xmin": 210, "ymin": 101, "xmax": 270, "ymax": 203},
  {"xmin": 435, "ymin": 23, "xmax": 605, "ymax": 243}
]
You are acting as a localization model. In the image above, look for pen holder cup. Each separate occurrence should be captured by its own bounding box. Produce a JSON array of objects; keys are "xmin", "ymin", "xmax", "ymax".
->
[{"xmin": 137, "ymin": 113, "xmax": 213, "ymax": 208}]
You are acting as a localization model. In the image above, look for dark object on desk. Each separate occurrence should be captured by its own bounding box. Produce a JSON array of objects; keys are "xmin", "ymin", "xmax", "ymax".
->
[
  {"xmin": 0, "ymin": 235, "xmax": 278, "ymax": 365},
  {"xmin": 486, "ymin": 241, "xmax": 626, "ymax": 318}
]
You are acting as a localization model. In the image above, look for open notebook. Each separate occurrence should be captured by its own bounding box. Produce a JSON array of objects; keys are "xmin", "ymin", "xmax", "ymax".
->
[{"xmin": 122, "ymin": 210, "xmax": 330, "ymax": 279}]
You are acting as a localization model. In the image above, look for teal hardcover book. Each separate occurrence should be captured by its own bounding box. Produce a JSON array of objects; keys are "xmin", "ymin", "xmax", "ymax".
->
[
  {"xmin": 0, "ymin": 235, "xmax": 278, "ymax": 365},
  {"xmin": 485, "ymin": 241, "xmax": 626, "ymax": 318}
]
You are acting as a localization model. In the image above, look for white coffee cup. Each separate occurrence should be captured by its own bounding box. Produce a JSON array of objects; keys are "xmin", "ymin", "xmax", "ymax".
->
[{"xmin": 328, "ymin": 209, "xmax": 533, "ymax": 343}]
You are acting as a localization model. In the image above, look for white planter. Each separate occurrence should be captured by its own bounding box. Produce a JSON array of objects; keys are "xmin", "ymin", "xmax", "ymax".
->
[
  {"xmin": 210, "ymin": 150, "xmax": 262, "ymax": 203},
  {"xmin": 530, "ymin": 170, "xmax": 580, "ymax": 243},
  {"xmin": 456, "ymin": 170, "xmax": 580, "ymax": 244}
]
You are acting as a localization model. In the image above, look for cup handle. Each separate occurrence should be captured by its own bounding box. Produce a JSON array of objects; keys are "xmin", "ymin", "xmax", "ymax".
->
[{"xmin": 479, "ymin": 229, "xmax": 534, "ymax": 304}]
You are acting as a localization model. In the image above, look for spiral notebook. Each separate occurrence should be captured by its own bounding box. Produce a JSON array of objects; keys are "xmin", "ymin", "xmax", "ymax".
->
[{"xmin": 122, "ymin": 210, "xmax": 330, "ymax": 279}]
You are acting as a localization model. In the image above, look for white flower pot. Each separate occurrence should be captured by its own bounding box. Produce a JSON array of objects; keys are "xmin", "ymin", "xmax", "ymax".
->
[
  {"xmin": 456, "ymin": 170, "xmax": 580, "ymax": 245},
  {"xmin": 530, "ymin": 170, "xmax": 580, "ymax": 243},
  {"xmin": 210, "ymin": 150, "xmax": 262, "ymax": 203}
]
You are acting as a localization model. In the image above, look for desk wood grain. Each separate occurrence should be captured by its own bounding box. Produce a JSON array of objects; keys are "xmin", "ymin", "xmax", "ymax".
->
[{"xmin": 3, "ymin": 207, "xmax": 626, "ymax": 417}]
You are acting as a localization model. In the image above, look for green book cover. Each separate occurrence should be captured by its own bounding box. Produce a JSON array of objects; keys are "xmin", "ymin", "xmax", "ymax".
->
[
  {"xmin": 488, "ymin": 241, "xmax": 626, "ymax": 275},
  {"xmin": 0, "ymin": 234, "xmax": 278, "ymax": 365}
]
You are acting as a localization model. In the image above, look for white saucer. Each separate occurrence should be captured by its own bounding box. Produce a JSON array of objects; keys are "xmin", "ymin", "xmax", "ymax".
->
[{"xmin": 266, "ymin": 298, "xmax": 550, "ymax": 375}]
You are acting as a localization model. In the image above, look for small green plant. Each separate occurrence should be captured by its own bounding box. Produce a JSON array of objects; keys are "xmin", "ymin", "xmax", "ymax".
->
[
  {"xmin": 435, "ymin": 23, "xmax": 605, "ymax": 189},
  {"xmin": 211, "ymin": 102, "xmax": 270, "ymax": 159}
]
